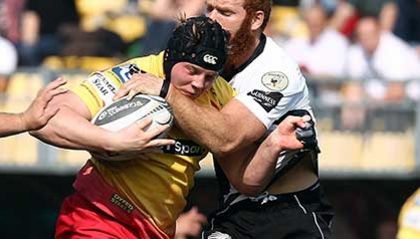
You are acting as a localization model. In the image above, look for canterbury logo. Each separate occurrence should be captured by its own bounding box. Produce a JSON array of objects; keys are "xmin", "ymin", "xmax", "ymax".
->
[{"xmin": 203, "ymin": 54, "xmax": 218, "ymax": 65}]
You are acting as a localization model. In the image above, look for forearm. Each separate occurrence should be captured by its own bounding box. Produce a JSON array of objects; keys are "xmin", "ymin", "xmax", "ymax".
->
[
  {"xmin": 0, "ymin": 113, "xmax": 27, "ymax": 137},
  {"xmin": 31, "ymin": 106, "xmax": 113, "ymax": 152},
  {"xmin": 167, "ymin": 88, "xmax": 261, "ymax": 157},
  {"xmin": 241, "ymin": 136, "xmax": 283, "ymax": 195},
  {"xmin": 217, "ymin": 135, "xmax": 282, "ymax": 197},
  {"xmin": 238, "ymin": 115, "xmax": 311, "ymax": 195}
]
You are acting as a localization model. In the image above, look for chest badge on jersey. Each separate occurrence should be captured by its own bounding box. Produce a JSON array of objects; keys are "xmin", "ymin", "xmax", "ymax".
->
[{"xmin": 261, "ymin": 71, "xmax": 288, "ymax": 91}]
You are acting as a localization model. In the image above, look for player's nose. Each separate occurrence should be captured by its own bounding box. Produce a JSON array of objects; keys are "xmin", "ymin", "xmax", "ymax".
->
[
  {"xmin": 207, "ymin": 10, "xmax": 217, "ymax": 21},
  {"xmin": 192, "ymin": 75, "xmax": 206, "ymax": 90}
]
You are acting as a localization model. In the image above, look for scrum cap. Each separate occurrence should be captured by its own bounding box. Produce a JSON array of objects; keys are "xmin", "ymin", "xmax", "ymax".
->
[{"xmin": 163, "ymin": 16, "xmax": 229, "ymax": 79}]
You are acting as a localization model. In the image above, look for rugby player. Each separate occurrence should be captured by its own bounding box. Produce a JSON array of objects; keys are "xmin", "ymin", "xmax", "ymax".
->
[
  {"xmin": 0, "ymin": 77, "xmax": 67, "ymax": 137},
  {"xmin": 115, "ymin": 0, "xmax": 334, "ymax": 238},
  {"xmin": 32, "ymin": 16, "xmax": 310, "ymax": 239}
]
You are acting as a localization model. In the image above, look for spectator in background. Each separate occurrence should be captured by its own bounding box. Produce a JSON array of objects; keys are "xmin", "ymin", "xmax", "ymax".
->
[
  {"xmin": 345, "ymin": 16, "xmax": 420, "ymax": 101},
  {"xmin": 0, "ymin": 0, "xmax": 25, "ymax": 44},
  {"xmin": 346, "ymin": 0, "xmax": 400, "ymax": 34},
  {"xmin": 18, "ymin": 0, "xmax": 79, "ymax": 66},
  {"xmin": 324, "ymin": 0, "xmax": 398, "ymax": 38},
  {"xmin": 328, "ymin": 0, "xmax": 360, "ymax": 38},
  {"xmin": 139, "ymin": 0, "xmax": 205, "ymax": 55},
  {"xmin": 393, "ymin": 0, "xmax": 420, "ymax": 56},
  {"xmin": 0, "ymin": 35, "xmax": 17, "ymax": 92},
  {"xmin": 284, "ymin": 4, "xmax": 349, "ymax": 77},
  {"xmin": 341, "ymin": 16, "xmax": 420, "ymax": 130}
]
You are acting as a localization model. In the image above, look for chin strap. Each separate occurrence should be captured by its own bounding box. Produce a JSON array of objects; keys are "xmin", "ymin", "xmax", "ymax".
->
[{"xmin": 159, "ymin": 78, "xmax": 171, "ymax": 98}]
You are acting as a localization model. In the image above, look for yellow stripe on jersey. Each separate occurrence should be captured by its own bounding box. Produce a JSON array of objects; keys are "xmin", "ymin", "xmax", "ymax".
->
[{"xmin": 70, "ymin": 52, "xmax": 235, "ymax": 231}]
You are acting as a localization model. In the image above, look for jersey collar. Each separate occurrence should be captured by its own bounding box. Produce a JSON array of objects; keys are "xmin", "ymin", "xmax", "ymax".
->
[{"xmin": 221, "ymin": 34, "xmax": 267, "ymax": 81}]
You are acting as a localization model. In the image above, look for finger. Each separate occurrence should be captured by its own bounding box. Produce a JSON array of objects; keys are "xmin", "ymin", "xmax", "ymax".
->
[
  {"xmin": 144, "ymin": 123, "xmax": 172, "ymax": 137},
  {"xmin": 114, "ymin": 81, "xmax": 137, "ymax": 100},
  {"xmin": 50, "ymin": 87, "xmax": 69, "ymax": 96},
  {"xmin": 134, "ymin": 117, "xmax": 153, "ymax": 130},
  {"xmin": 113, "ymin": 87, "xmax": 130, "ymax": 100},
  {"xmin": 43, "ymin": 87, "xmax": 68, "ymax": 104},
  {"xmin": 122, "ymin": 77, "xmax": 139, "ymax": 89},
  {"xmin": 302, "ymin": 115, "xmax": 311, "ymax": 122},
  {"xmin": 190, "ymin": 206, "xmax": 199, "ymax": 214},
  {"xmin": 45, "ymin": 77, "xmax": 67, "ymax": 91},
  {"xmin": 295, "ymin": 119, "xmax": 307, "ymax": 129},
  {"xmin": 37, "ymin": 107, "xmax": 60, "ymax": 127},
  {"xmin": 127, "ymin": 89, "xmax": 138, "ymax": 100},
  {"xmin": 297, "ymin": 115, "xmax": 312, "ymax": 129},
  {"xmin": 189, "ymin": 207, "xmax": 207, "ymax": 222},
  {"xmin": 146, "ymin": 138, "xmax": 176, "ymax": 147},
  {"xmin": 43, "ymin": 104, "xmax": 61, "ymax": 118},
  {"xmin": 285, "ymin": 116, "xmax": 308, "ymax": 129},
  {"xmin": 282, "ymin": 116, "xmax": 302, "ymax": 127}
]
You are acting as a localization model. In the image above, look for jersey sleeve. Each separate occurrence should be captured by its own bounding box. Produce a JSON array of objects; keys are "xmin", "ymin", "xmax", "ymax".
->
[
  {"xmin": 71, "ymin": 69, "xmax": 125, "ymax": 117},
  {"xmin": 71, "ymin": 52, "xmax": 165, "ymax": 117},
  {"xmin": 234, "ymin": 64, "xmax": 309, "ymax": 129}
]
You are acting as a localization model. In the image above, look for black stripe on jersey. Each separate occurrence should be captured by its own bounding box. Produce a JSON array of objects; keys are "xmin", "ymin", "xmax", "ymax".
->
[{"xmin": 161, "ymin": 139, "xmax": 205, "ymax": 156}]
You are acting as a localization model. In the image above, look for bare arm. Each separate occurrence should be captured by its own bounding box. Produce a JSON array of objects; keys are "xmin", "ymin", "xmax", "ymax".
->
[
  {"xmin": 0, "ymin": 113, "xmax": 27, "ymax": 137},
  {"xmin": 114, "ymin": 73, "xmax": 266, "ymax": 157},
  {"xmin": 217, "ymin": 116, "xmax": 309, "ymax": 196},
  {"xmin": 31, "ymin": 90, "xmax": 174, "ymax": 153},
  {"xmin": 0, "ymin": 78, "xmax": 67, "ymax": 137},
  {"xmin": 168, "ymin": 88, "xmax": 267, "ymax": 157}
]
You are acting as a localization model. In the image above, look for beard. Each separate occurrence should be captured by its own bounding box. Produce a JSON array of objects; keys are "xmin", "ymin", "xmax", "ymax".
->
[{"xmin": 225, "ymin": 15, "xmax": 255, "ymax": 70}]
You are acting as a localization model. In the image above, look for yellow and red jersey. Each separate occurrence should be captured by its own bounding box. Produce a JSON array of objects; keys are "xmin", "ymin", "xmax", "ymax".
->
[{"xmin": 71, "ymin": 52, "xmax": 235, "ymax": 231}]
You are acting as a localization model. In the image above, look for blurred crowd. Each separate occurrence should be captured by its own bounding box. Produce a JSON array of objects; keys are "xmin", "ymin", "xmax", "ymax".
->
[{"xmin": 0, "ymin": 0, "xmax": 419, "ymax": 126}]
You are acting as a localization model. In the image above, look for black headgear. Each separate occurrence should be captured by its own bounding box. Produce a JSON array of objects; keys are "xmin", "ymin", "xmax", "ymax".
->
[{"xmin": 163, "ymin": 16, "xmax": 229, "ymax": 80}]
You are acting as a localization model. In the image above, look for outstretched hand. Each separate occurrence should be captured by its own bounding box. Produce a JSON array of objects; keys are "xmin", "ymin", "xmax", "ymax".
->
[
  {"xmin": 21, "ymin": 77, "xmax": 68, "ymax": 131},
  {"xmin": 113, "ymin": 72, "xmax": 165, "ymax": 101}
]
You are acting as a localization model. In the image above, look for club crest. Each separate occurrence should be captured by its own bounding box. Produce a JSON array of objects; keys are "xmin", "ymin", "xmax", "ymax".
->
[{"xmin": 261, "ymin": 71, "xmax": 289, "ymax": 91}]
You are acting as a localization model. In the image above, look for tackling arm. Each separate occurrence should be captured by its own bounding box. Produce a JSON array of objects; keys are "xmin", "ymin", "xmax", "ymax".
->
[
  {"xmin": 0, "ymin": 113, "xmax": 30, "ymax": 137},
  {"xmin": 217, "ymin": 115, "xmax": 309, "ymax": 196},
  {"xmin": 31, "ymin": 91, "xmax": 117, "ymax": 151},
  {"xmin": 167, "ymin": 87, "xmax": 267, "ymax": 157}
]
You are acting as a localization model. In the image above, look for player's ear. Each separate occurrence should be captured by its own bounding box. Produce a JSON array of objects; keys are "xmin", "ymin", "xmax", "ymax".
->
[{"xmin": 251, "ymin": 10, "xmax": 264, "ymax": 31}]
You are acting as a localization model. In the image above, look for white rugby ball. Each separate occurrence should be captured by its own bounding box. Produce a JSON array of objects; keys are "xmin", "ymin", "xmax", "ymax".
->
[{"xmin": 92, "ymin": 94, "xmax": 173, "ymax": 135}]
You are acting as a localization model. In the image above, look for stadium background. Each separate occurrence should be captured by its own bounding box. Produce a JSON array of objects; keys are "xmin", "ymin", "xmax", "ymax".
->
[{"xmin": 0, "ymin": 0, "xmax": 420, "ymax": 238}]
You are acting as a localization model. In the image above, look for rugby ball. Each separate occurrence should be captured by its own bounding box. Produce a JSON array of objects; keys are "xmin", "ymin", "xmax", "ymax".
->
[{"xmin": 92, "ymin": 94, "xmax": 173, "ymax": 135}]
